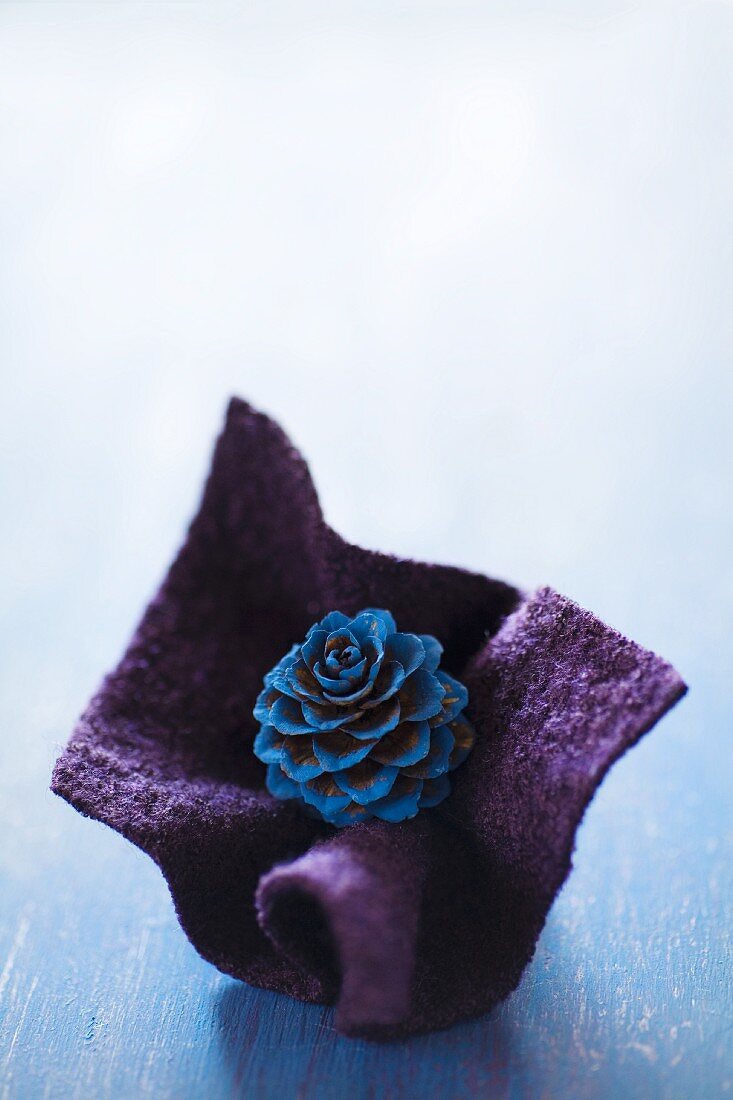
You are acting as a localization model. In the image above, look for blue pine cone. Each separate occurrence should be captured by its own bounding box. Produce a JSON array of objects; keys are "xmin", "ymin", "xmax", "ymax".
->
[{"xmin": 253, "ymin": 608, "xmax": 475, "ymax": 826}]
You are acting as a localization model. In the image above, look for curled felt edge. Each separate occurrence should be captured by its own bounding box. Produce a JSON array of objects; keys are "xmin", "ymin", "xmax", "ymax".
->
[{"xmin": 51, "ymin": 397, "xmax": 687, "ymax": 1040}]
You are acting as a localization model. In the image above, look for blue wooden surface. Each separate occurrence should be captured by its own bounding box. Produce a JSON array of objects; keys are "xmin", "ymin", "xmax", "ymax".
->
[{"xmin": 1, "ymin": 4, "xmax": 732, "ymax": 1097}]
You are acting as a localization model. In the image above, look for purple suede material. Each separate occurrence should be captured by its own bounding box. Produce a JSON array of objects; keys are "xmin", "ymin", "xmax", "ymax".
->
[{"xmin": 51, "ymin": 397, "xmax": 687, "ymax": 1039}]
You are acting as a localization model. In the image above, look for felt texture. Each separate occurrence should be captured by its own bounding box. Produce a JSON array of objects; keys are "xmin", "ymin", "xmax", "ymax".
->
[{"xmin": 51, "ymin": 397, "xmax": 687, "ymax": 1039}]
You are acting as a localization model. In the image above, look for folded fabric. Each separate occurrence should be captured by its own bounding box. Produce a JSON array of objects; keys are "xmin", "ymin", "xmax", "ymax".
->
[{"xmin": 51, "ymin": 397, "xmax": 686, "ymax": 1039}]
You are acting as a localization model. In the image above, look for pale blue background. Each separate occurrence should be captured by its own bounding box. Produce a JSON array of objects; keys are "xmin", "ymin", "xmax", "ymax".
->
[{"xmin": 1, "ymin": 3, "xmax": 731, "ymax": 1097}]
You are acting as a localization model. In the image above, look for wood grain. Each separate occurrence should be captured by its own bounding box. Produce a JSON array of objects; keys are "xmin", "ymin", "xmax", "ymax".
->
[{"xmin": 1, "ymin": 698, "xmax": 730, "ymax": 1099}]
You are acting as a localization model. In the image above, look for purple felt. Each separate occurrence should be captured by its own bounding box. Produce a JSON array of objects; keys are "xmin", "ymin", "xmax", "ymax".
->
[{"xmin": 51, "ymin": 397, "xmax": 686, "ymax": 1039}]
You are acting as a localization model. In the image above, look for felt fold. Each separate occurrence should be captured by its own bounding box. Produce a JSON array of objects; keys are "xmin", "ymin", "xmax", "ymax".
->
[
  {"xmin": 51, "ymin": 396, "xmax": 686, "ymax": 1039},
  {"xmin": 256, "ymin": 819, "xmax": 430, "ymax": 1033}
]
